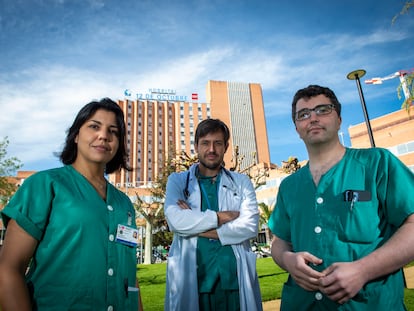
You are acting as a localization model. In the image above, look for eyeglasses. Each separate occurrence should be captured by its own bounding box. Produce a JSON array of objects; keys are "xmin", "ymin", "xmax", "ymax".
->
[{"xmin": 295, "ymin": 104, "xmax": 336, "ymax": 121}]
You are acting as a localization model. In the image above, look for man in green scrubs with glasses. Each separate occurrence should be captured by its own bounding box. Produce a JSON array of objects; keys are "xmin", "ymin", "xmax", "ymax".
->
[{"xmin": 269, "ymin": 85, "xmax": 414, "ymax": 310}]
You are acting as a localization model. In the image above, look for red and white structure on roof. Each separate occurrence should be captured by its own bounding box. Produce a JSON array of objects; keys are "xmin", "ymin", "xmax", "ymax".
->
[{"xmin": 365, "ymin": 69, "xmax": 413, "ymax": 100}]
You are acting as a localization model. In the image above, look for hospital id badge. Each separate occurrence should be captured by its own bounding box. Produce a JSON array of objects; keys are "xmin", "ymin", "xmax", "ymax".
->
[{"xmin": 116, "ymin": 224, "xmax": 139, "ymax": 247}]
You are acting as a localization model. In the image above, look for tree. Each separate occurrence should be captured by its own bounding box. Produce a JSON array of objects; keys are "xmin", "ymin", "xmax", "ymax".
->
[
  {"xmin": 392, "ymin": 1, "xmax": 413, "ymax": 24},
  {"xmin": 133, "ymin": 196, "xmax": 165, "ymax": 264},
  {"xmin": 258, "ymin": 202, "xmax": 273, "ymax": 246},
  {"xmin": 393, "ymin": 1, "xmax": 414, "ymax": 111},
  {"xmin": 0, "ymin": 137, "xmax": 22, "ymax": 206},
  {"xmin": 133, "ymin": 148, "xmax": 197, "ymax": 264},
  {"xmin": 281, "ymin": 156, "xmax": 301, "ymax": 174},
  {"xmin": 255, "ymin": 157, "xmax": 302, "ymax": 246},
  {"xmin": 150, "ymin": 149, "xmax": 198, "ymax": 246},
  {"xmin": 231, "ymin": 146, "xmax": 270, "ymax": 189},
  {"xmin": 397, "ymin": 72, "xmax": 414, "ymax": 111}
]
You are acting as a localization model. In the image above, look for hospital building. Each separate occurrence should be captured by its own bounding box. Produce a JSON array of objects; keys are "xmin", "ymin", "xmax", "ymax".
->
[{"xmin": 108, "ymin": 80, "xmax": 271, "ymax": 189}]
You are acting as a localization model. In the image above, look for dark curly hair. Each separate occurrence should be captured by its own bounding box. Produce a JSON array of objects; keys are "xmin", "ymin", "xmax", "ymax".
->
[
  {"xmin": 59, "ymin": 98, "xmax": 130, "ymax": 174},
  {"xmin": 291, "ymin": 85, "xmax": 341, "ymax": 123}
]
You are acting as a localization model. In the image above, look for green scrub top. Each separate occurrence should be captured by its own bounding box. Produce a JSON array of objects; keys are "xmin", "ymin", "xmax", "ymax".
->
[
  {"xmin": 268, "ymin": 148, "xmax": 414, "ymax": 310},
  {"xmin": 196, "ymin": 175, "xmax": 239, "ymax": 293},
  {"xmin": 1, "ymin": 165, "xmax": 139, "ymax": 311}
]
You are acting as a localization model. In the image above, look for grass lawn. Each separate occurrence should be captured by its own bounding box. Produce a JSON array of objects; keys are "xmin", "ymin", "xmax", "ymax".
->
[{"xmin": 138, "ymin": 258, "xmax": 414, "ymax": 311}]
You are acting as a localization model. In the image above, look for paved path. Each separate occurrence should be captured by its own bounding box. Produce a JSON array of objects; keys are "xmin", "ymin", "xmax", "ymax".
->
[
  {"xmin": 262, "ymin": 266, "xmax": 414, "ymax": 311},
  {"xmin": 405, "ymin": 266, "xmax": 414, "ymax": 288},
  {"xmin": 262, "ymin": 299, "xmax": 280, "ymax": 310}
]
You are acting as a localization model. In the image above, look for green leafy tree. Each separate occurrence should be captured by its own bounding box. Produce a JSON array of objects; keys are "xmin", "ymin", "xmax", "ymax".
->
[
  {"xmin": 258, "ymin": 202, "xmax": 273, "ymax": 246},
  {"xmin": 0, "ymin": 137, "xmax": 22, "ymax": 206}
]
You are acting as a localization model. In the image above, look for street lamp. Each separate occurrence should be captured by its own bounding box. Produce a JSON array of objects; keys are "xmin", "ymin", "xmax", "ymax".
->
[{"xmin": 347, "ymin": 69, "xmax": 376, "ymax": 147}]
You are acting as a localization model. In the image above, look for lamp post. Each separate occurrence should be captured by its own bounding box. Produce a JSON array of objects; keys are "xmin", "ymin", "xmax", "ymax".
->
[{"xmin": 347, "ymin": 69, "xmax": 376, "ymax": 147}]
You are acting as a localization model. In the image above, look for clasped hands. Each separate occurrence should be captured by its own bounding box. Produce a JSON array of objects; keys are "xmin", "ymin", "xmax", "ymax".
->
[{"xmin": 284, "ymin": 251, "xmax": 367, "ymax": 305}]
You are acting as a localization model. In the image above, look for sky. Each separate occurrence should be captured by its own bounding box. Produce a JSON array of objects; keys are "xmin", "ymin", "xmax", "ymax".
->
[{"xmin": 1, "ymin": 0, "xmax": 413, "ymax": 172}]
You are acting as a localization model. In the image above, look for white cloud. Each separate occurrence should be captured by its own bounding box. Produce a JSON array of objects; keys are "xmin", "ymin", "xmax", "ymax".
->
[{"xmin": 1, "ymin": 1, "xmax": 413, "ymax": 170}]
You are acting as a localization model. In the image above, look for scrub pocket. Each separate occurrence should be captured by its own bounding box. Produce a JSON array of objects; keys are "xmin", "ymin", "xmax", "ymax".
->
[{"xmin": 337, "ymin": 200, "xmax": 379, "ymax": 243}]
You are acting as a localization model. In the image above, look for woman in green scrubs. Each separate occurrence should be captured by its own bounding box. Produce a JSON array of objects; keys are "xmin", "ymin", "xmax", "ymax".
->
[{"xmin": 0, "ymin": 98, "xmax": 143, "ymax": 311}]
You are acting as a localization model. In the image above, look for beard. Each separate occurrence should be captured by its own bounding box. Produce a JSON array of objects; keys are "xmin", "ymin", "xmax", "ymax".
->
[{"xmin": 198, "ymin": 156, "xmax": 223, "ymax": 171}]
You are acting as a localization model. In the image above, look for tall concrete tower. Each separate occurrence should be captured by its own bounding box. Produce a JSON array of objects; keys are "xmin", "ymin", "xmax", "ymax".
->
[{"xmin": 207, "ymin": 80, "xmax": 270, "ymax": 170}]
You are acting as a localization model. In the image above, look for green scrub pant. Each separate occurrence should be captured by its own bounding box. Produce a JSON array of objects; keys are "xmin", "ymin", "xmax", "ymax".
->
[{"xmin": 199, "ymin": 278, "xmax": 240, "ymax": 311}]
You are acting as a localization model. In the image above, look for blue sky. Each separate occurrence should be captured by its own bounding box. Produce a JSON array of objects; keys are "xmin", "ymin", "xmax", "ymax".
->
[{"xmin": 1, "ymin": 0, "xmax": 413, "ymax": 172}]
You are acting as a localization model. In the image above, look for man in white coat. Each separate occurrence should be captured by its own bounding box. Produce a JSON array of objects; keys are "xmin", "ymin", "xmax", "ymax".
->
[{"xmin": 164, "ymin": 118, "xmax": 263, "ymax": 311}]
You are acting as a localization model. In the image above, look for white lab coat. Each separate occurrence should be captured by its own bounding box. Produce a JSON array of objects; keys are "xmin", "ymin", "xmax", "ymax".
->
[{"xmin": 164, "ymin": 164, "xmax": 263, "ymax": 311}]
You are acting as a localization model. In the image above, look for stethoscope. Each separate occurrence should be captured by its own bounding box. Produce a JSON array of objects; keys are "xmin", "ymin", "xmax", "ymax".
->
[{"xmin": 183, "ymin": 165, "xmax": 237, "ymax": 199}]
